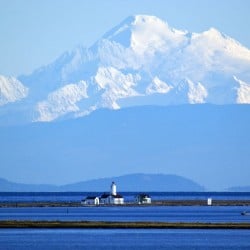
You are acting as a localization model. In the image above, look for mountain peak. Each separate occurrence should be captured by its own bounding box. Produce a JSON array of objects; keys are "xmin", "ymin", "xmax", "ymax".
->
[
  {"xmin": 108, "ymin": 14, "xmax": 166, "ymax": 28},
  {"xmin": 102, "ymin": 14, "xmax": 181, "ymax": 51},
  {"xmin": 133, "ymin": 14, "xmax": 166, "ymax": 25},
  {"xmin": 205, "ymin": 27, "xmax": 221, "ymax": 36},
  {"xmin": 1, "ymin": 15, "xmax": 250, "ymax": 124}
]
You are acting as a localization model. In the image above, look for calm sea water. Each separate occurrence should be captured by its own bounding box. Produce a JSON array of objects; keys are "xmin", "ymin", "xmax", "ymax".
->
[
  {"xmin": 1, "ymin": 192, "xmax": 250, "ymax": 203},
  {"xmin": 0, "ymin": 229, "xmax": 250, "ymax": 250}
]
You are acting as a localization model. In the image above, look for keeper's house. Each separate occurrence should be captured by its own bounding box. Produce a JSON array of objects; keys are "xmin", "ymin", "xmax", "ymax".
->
[{"xmin": 81, "ymin": 196, "xmax": 99, "ymax": 205}]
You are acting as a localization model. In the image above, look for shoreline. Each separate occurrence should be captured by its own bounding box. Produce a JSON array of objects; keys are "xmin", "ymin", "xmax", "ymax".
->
[
  {"xmin": 1, "ymin": 200, "xmax": 250, "ymax": 207},
  {"xmin": 0, "ymin": 220, "xmax": 250, "ymax": 229}
]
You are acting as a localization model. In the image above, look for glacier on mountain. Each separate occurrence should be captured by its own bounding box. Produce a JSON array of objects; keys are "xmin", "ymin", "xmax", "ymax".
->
[
  {"xmin": 234, "ymin": 76, "xmax": 250, "ymax": 104},
  {"xmin": 146, "ymin": 77, "xmax": 173, "ymax": 95},
  {"xmin": 1, "ymin": 15, "xmax": 250, "ymax": 124},
  {"xmin": 186, "ymin": 79, "xmax": 208, "ymax": 104},
  {"xmin": 35, "ymin": 80, "xmax": 88, "ymax": 122}
]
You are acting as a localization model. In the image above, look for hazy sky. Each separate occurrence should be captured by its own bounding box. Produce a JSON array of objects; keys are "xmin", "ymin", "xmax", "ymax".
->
[{"xmin": 1, "ymin": 0, "xmax": 250, "ymax": 77}]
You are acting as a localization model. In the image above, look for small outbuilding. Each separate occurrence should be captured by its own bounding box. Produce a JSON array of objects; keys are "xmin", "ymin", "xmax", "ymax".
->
[{"xmin": 135, "ymin": 193, "xmax": 151, "ymax": 204}]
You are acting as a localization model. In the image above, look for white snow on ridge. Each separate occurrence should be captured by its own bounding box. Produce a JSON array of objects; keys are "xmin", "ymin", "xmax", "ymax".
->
[
  {"xmin": 187, "ymin": 79, "xmax": 208, "ymax": 104},
  {"xmin": 95, "ymin": 66, "xmax": 139, "ymax": 92},
  {"xmin": 234, "ymin": 76, "xmax": 250, "ymax": 104},
  {"xmin": 95, "ymin": 66, "xmax": 140, "ymax": 109},
  {"xmin": 0, "ymin": 75, "xmax": 28, "ymax": 106},
  {"xmin": 186, "ymin": 28, "xmax": 250, "ymax": 77},
  {"xmin": 130, "ymin": 15, "xmax": 187, "ymax": 56},
  {"xmin": 35, "ymin": 80, "xmax": 88, "ymax": 122},
  {"xmin": 97, "ymin": 40, "xmax": 140, "ymax": 70},
  {"xmin": 146, "ymin": 77, "xmax": 173, "ymax": 95}
]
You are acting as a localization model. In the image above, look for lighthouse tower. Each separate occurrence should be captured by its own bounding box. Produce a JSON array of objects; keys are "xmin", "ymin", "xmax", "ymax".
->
[
  {"xmin": 111, "ymin": 182, "xmax": 117, "ymax": 196},
  {"xmin": 99, "ymin": 181, "xmax": 124, "ymax": 204}
]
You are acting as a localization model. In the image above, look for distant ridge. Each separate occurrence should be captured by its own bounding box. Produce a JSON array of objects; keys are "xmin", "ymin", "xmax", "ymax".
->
[
  {"xmin": 227, "ymin": 186, "xmax": 250, "ymax": 192},
  {"xmin": 61, "ymin": 173, "xmax": 205, "ymax": 192},
  {"xmin": 0, "ymin": 178, "xmax": 57, "ymax": 192},
  {"xmin": 0, "ymin": 174, "xmax": 204, "ymax": 192}
]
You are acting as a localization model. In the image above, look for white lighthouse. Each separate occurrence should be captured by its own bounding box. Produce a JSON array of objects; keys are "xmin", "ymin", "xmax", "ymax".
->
[{"xmin": 111, "ymin": 181, "xmax": 117, "ymax": 196}]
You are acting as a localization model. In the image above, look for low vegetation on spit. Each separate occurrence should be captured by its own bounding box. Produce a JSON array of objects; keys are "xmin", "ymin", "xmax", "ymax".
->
[
  {"xmin": 1, "ymin": 200, "xmax": 250, "ymax": 208},
  {"xmin": 0, "ymin": 220, "xmax": 250, "ymax": 229}
]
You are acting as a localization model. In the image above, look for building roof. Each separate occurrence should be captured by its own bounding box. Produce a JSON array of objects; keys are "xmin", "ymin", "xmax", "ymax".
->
[
  {"xmin": 100, "ymin": 193, "xmax": 110, "ymax": 199},
  {"xmin": 111, "ymin": 194, "xmax": 123, "ymax": 198},
  {"xmin": 86, "ymin": 196, "xmax": 99, "ymax": 200},
  {"xmin": 137, "ymin": 193, "xmax": 151, "ymax": 198},
  {"xmin": 100, "ymin": 193, "xmax": 123, "ymax": 199}
]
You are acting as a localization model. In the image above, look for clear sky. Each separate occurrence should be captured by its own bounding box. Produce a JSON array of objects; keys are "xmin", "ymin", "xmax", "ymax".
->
[{"xmin": 0, "ymin": 0, "xmax": 250, "ymax": 77}]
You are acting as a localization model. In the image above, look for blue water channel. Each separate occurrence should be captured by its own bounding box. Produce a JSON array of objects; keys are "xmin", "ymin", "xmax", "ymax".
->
[{"xmin": 0, "ymin": 206, "xmax": 249, "ymax": 223}]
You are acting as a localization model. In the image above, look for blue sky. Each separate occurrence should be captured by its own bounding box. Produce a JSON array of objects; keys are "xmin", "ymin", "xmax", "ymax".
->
[{"xmin": 0, "ymin": 0, "xmax": 250, "ymax": 77}]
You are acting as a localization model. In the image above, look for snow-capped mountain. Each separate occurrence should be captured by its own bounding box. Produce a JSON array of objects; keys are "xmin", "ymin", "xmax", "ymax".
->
[{"xmin": 1, "ymin": 15, "xmax": 250, "ymax": 124}]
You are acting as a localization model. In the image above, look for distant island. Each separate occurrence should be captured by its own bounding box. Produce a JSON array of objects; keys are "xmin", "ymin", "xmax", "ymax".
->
[
  {"xmin": 0, "ymin": 173, "xmax": 204, "ymax": 192},
  {"xmin": 227, "ymin": 186, "xmax": 250, "ymax": 192},
  {"xmin": 2, "ymin": 173, "xmax": 250, "ymax": 192}
]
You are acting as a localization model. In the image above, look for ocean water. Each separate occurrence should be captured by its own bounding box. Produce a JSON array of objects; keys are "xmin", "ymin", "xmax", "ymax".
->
[
  {"xmin": 0, "ymin": 229, "xmax": 250, "ymax": 250},
  {"xmin": 1, "ymin": 192, "xmax": 250, "ymax": 203}
]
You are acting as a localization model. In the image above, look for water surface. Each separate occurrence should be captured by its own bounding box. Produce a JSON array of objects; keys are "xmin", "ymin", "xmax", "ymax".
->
[
  {"xmin": 1, "ymin": 206, "xmax": 249, "ymax": 223},
  {"xmin": 0, "ymin": 229, "xmax": 250, "ymax": 250}
]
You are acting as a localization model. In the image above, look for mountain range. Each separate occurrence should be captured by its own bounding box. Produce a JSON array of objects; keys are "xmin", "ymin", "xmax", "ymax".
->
[
  {"xmin": 0, "ymin": 173, "xmax": 204, "ymax": 192},
  {"xmin": 1, "ymin": 173, "xmax": 249, "ymax": 192},
  {"xmin": 0, "ymin": 15, "xmax": 250, "ymax": 125}
]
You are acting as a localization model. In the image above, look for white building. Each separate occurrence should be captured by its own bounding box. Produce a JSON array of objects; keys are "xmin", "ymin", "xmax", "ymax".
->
[
  {"xmin": 135, "ymin": 193, "xmax": 151, "ymax": 204},
  {"xmin": 100, "ymin": 182, "xmax": 124, "ymax": 205},
  {"xmin": 81, "ymin": 196, "xmax": 99, "ymax": 205}
]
